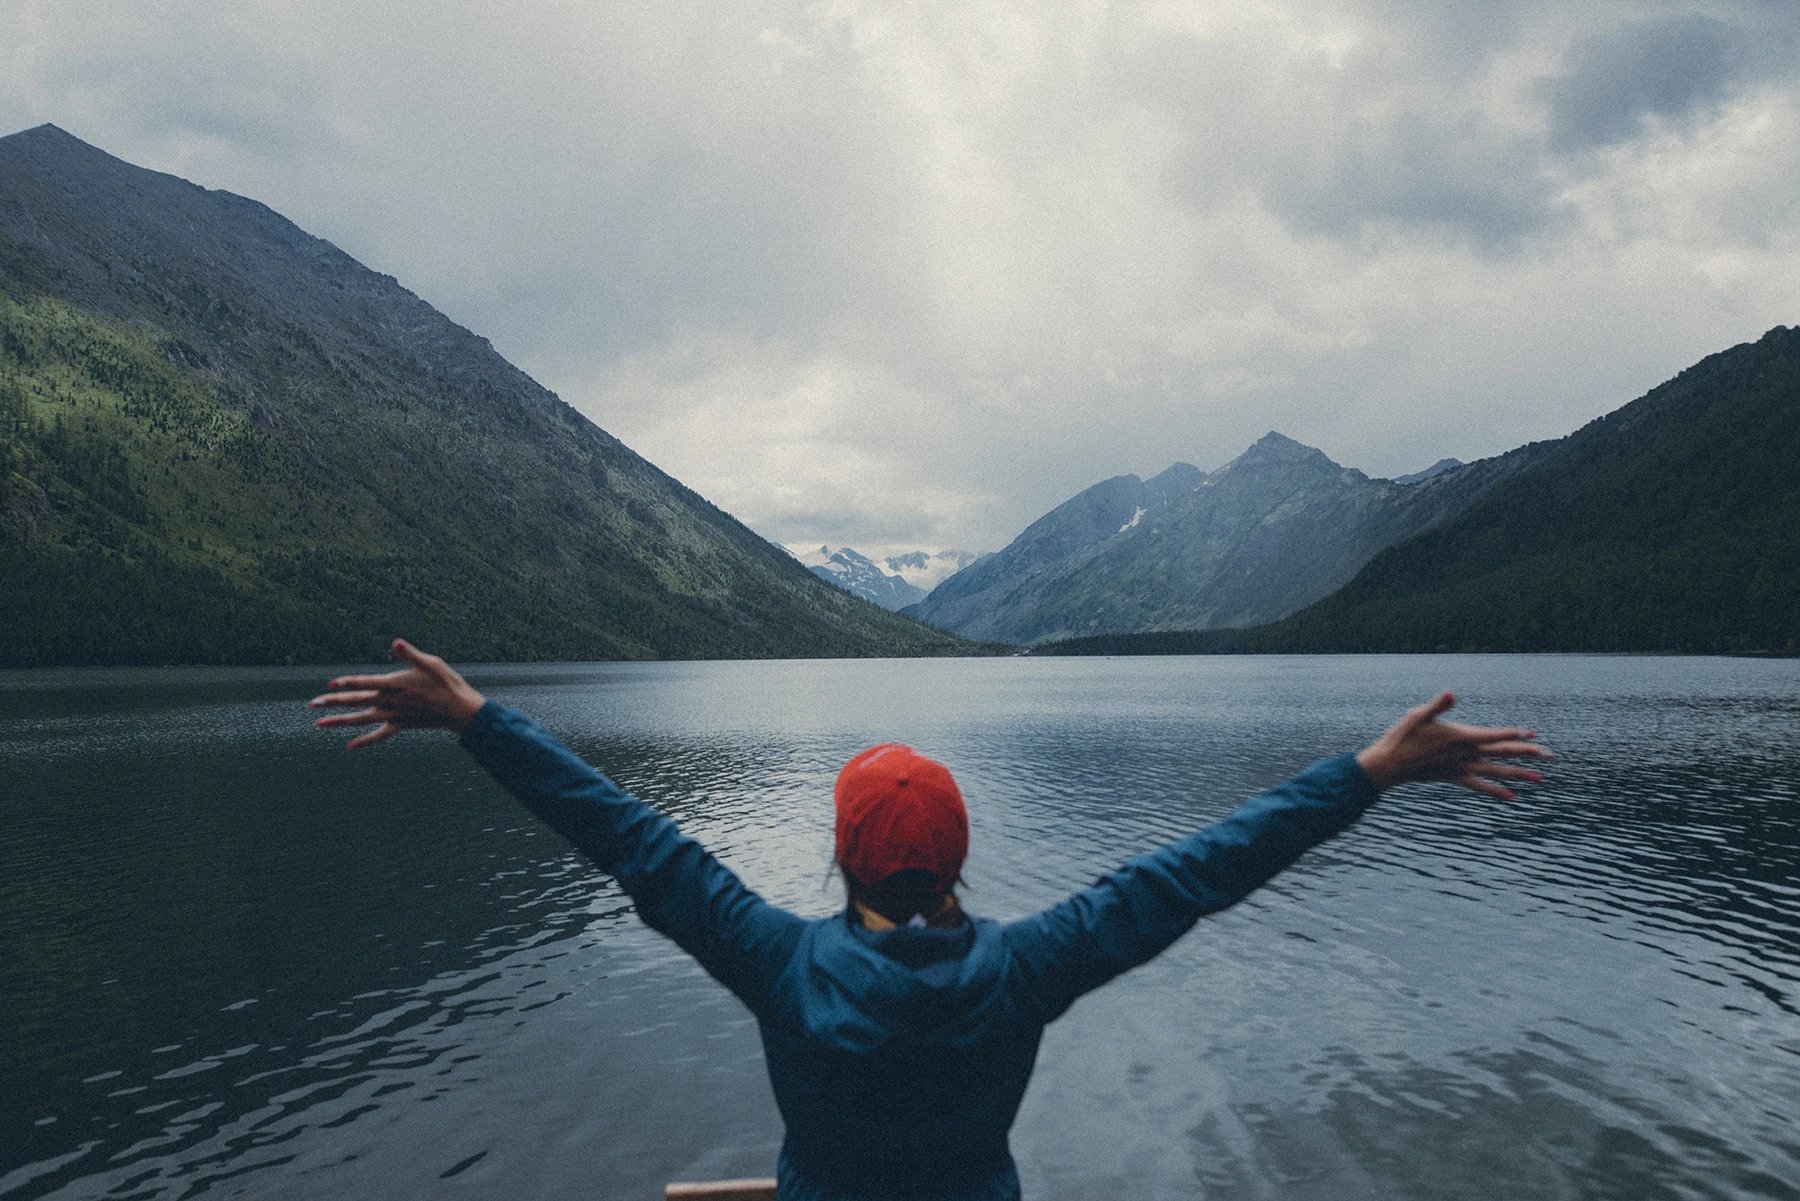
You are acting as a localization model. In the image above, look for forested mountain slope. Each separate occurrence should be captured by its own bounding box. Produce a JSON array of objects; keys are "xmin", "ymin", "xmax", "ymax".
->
[{"xmin": 0, "ymin": 124, "xmax": 958, "ymax": 664}]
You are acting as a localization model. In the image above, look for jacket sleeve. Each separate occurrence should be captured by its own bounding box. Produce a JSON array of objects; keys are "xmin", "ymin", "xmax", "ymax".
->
[
  {"xmin": 1002, "ymin": 754, "xmax": 1380, "ymax": 1023},
  {"xmin": 458, "ymin": 701, "xmax": 805, "ymax": 1013}
]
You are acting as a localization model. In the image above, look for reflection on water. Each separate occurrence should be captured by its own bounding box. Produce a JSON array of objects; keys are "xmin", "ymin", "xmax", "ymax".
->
[{"xmin": 1, "ymin": 656, "xmax": 1796, "ymax": 1199}]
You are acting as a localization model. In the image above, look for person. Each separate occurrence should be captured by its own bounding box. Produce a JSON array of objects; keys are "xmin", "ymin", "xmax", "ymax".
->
[{"xmin": 311, "ymin": 639, "xmax": 1552, "ymax": 1201}]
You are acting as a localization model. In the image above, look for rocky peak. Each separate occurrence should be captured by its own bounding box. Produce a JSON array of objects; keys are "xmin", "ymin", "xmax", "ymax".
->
[
  {"xmin": 2, "ymin": 123, "xmax": 84, "ymax": 150},
  {"xmin": 1393, "ymin": 457, "xmax": 1464, "ymax": 485},
  {"xmin": 0, "ymin": 124, "xmax": 140, "ymax": 179},
  {"xmin": 1218, "ymin": 431, "xmax": 1340, "ymax": 475},
  {"xmin": 1144, "ymin": 461, "xmax": 1206, "ymax": 502}
]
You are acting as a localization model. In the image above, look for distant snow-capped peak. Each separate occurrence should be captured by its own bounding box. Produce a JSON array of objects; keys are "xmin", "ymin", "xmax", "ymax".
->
[
  {"xmin": 783, "ymin": 544, "xmax": 927, "ymax": 611},
  {"xmin": 781, "ymin": 543, "xmax": 987, "ymax": 607},
  {"xmin": 883, "ymin": 548, "xmax": 984, "ymax": 591}
]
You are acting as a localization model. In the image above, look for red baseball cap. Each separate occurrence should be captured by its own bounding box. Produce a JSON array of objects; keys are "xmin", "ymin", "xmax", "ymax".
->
[{"xmin": 834, "ymin": 743, "xmax": 968, "ymax": 893}]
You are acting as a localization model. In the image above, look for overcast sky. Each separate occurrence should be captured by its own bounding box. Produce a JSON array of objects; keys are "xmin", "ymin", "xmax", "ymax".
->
[{"xmin": 6, "ymin": 1, "xmax": 1798, "ymax": 558}]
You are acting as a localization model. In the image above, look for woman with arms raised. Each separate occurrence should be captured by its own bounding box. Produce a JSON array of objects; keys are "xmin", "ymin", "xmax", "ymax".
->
[{"xmin": 311, "ymin": 640, "xmax": 1552, "ymax": 1201}]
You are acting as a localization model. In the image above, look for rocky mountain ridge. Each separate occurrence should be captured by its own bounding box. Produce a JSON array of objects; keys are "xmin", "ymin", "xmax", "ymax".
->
[
  {"xmin": 906, "ymin": 432, "xmax": 1543, "ymax": 643},
  {"xmin": 1040, "ymin": 326, "xmax": 1800, "ymax": 655}
]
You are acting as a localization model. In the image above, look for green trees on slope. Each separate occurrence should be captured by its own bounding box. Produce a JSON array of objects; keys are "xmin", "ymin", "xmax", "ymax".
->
[{"xmin": 0, "ymin": 288, "xmax": 954, "ymax": 665}]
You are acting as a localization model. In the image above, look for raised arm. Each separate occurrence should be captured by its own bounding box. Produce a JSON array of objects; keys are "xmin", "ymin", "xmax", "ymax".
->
[
  {"xmin": 1004, "ymin": 692, "xmax": 1551, "ymax": 1022},
  {"xmin": 311, "ymin": 640, "xmax": 805, "ymax": 1010}
]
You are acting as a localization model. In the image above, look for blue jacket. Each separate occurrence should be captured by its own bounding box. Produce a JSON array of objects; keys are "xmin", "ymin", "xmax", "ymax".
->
[{"xmin": 460, "ymin": 702, "xmax": 1381, "ymax": 1200}]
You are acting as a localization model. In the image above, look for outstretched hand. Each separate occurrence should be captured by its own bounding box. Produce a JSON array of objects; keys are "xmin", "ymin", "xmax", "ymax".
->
[
  {"xmin": 1355, "ymin": 692, "xmax": 1553, "ymax": 799},
  {"xmin": 310, "ymin": 639, "xmax": 486, "ymax": 750}
]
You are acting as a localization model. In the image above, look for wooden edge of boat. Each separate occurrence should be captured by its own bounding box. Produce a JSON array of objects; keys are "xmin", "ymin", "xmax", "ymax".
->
[{"xmin": 664, "ymin": 1179, "xmax": 778, "ymax": 1200}]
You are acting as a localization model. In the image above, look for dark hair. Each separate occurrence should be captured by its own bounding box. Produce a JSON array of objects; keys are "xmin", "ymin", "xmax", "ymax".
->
[{"xmin": 846, "ymin": 868, "xmax": 953, "ymax": 925}]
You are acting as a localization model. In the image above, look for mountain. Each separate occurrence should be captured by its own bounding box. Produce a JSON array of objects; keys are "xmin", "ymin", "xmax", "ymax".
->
[
  {"xmin": 1393, "ymin": 457, "xmax": 1462, "ymax": 484},
  {"xmin": 1041, "ymin": 327, "xmax": 1800, "ymax": 656},
  {"xmin": 905, "ymin": 436, "xmax": 1540, "ymax": 644},
  {"xmin": 904, "ymin": 463, "xmax": 1205, "ymax": 638},
  {"xmin": 884, "ymin": 548, "xmax": 985, "ymax": 592},
  {"xmin": 794, "ymin": 545, "xmax": 927, "ymax": 610},
  {"xmin": 0, "ymin": 124, "xmax": 960, "ymax": 665}
]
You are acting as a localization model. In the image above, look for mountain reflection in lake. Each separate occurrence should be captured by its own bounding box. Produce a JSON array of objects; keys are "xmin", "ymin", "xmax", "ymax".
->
[{"xmin": 1, "ymin": 655, "xmax": 1795, "ymax": 1200}]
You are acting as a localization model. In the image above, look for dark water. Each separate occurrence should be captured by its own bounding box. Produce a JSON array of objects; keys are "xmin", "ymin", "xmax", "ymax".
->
[{"xmin": 1, "ymin": 655, "xmax": 1796, "ymax": 1200}]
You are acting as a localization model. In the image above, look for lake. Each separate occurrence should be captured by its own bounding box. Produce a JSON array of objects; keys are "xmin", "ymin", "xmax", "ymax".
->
[{"xmin": 1, "ymin": 655, "xmax": 1796, "ymax": 1200}]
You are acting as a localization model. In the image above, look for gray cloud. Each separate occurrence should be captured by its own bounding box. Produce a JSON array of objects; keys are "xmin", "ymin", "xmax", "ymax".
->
[
  {"xmin": 1262, "ymin": 110, "xmax": 1564, "ymax": 253},
  {"xmin": 3, "ymin": 0, "xmax": 1799, "ymax": 556},
  {"xmin": 1121, "ymin": 17, "xmax": 1561, "ymax": 254},
  {"xmin": 1542, "ymin": 15, "xmax": 1753, "ymax": 152}
]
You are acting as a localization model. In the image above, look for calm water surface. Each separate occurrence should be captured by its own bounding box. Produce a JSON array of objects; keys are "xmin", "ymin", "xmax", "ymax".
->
[{"xmin": 1, "ymin": 655, "xmax": 1796, "ymax": 1200}]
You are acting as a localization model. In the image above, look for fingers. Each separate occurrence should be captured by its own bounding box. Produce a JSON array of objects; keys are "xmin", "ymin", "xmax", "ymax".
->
[
  {"xmin": 1403, "ymin": 691, "xmax": 1456, "ymax": 731},
  {"xmin": 324, "ymin": 671, "xmax": 407, "ymax": 691},
  {"xmin": 1439, "ymin": 720, "xmax": 1534, "ymax": 743},
  {"xmin": 309, "ymin": 689, "xmax": 383, "ymax": 709},
  {"xmin": 1375, "ymin": 693, "xmax": 1553, "ymax": 796},
  {"xmin": 1433, "ymin": 718, "xmax": 1553, "ymax": 762},
  {"xmin": 1469, "ymin": 761, "xmax": 1546, "ymax": 783},
  {"xmin": 391, "ymin": 638, "xmax": 429, "ymax": 667},
  {"xmin": 1474, "ymin": 739, "xmax": 1555, "ymax": 761},
  {"xmin": 392, "ymin": 638, "xmax": 453, "ymax": 683},
  {"xmin": 313, "ymin": 708, "xmax": 386, "ymax": 729},
  {"xmin": 346, "ymin": 722, "xmax": 399, "ymax": 751},
  {"xmin": 323, "ymin": 638, "xmax": 454, "ymax": 692},
  {"xmin": 1454, "ymin": 772, "xmax": 1516, "ymax": 801},
  {"xmin": 309, "ymin": 647, "xmax": 452, "ymax": 751}
]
